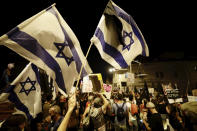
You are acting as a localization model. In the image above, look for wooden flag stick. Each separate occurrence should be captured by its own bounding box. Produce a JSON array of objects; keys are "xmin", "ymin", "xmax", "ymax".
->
[{"xmin": 75, "ymin": 42, "xmax": 93, "ymax": 89}]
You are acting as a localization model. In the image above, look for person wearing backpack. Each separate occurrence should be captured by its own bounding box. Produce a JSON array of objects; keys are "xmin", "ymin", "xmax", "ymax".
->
[{"xmin": 112, "ymin": 93, "xmax": 129, "ymax": 131}]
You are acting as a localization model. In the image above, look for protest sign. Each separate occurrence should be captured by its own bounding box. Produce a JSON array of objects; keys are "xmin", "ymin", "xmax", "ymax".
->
[
  {"xmin": 89, "ymin": 73, "xmax": 104, "ymax": 93},
  {"xmin": 187, "ymin": 96, "xmax": 197, "ymax": 102},
  {"xmin": 166, "ymin": 89, "xmax": 180, "ymax": 99},
  {"xmin": 82, "ymin": 75, "xmax": 93, "ymax": 93},
  {"xmin": 103, "ymin": 84, "xmax": 112, "ymax": 92}
]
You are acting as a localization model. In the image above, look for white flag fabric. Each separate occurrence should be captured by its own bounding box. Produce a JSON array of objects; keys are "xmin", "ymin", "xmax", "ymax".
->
[
  {"xmin": 0, "ymin": 4, "xmax": 92, "ymax": 94},
  {"xmin": 0, "ymin": 63, "xmax": 42, "ymax": 120},
  {"xmin": 91, "ymin": 0, "xmax": 149, "ymax": 69}
]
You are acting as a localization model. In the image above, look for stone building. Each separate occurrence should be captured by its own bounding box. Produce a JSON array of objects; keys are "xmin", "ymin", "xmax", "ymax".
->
[{"xmin": 112, "ymin": 53, "xmax": 197, "ymax": 96}]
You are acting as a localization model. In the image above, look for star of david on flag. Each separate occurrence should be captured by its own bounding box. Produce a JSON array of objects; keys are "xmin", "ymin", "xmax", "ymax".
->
[
  {"xmin": 0, "ymin": 63, "xmax": 42, "ymax": 120},
  {"xmin": 19, "ymin": 77, "xmax": 36, "ymax": 96},
  {"xmin": 122, "ymin": 31, "xmax": 134, "ymax": 51},
  {"xmin": 91, "ymin": 0, "xmax": 149, "ymax": 69},
  {"xmin": 0, "ymin": 4, "xmax": 92, "ymax": 94},
  {"xmin": 54, "ymin": 42, "xmax": 74, "ymax": 66}
]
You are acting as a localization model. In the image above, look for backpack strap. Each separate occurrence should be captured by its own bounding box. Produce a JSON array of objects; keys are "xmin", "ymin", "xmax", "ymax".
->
[
  {"xmin": 115, "ymin": 103, "xmax": 119, "ymax": 108},
  {"xmin": 115, "ymin": 102, "xmax": 125, "ymax": 109},
  {"xmin": 121, "ymin": 102, "xmax": 125, "ymax": 108},
  {"xmin": 115, "ymin": 103, "xmax": 120, "ymax": 115}
]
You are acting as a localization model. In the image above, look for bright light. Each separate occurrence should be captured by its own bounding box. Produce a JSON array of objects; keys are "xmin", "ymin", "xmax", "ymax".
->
[{"xmin": 109, "ymin": 68, "xmax": 115, "ymax": 72}]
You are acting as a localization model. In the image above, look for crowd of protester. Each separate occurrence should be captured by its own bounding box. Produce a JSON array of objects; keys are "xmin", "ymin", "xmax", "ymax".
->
[{"xmin": 0, "ymin": 85, "xmax": 197, "ymax": 131}]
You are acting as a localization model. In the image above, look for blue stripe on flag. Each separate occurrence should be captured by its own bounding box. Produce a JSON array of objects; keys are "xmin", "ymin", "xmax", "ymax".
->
[
  {"xmin": 112, "ymin": 5, "xmax": 147, "ymax": 56},
  {"xmin": 95, "ymin": 28, "xmax": 128, "ymax": 68},
  {"xmin": 8, "ymin": 85, "xmax": 33, "ymax": 120},
  {"xmin": 48, "ymin": 8, "xmax": 88, "ymax": 77},
  {"xmin": 7, "ymin": 27, "xmax": 67, "ymax": 93},
  {"xmin": 31, "ymin": 63, "xmax": 41, "ymax": 85},
  {"xmin": 60, "ymin": 25, "xmax": 88, "ymax": 77}
]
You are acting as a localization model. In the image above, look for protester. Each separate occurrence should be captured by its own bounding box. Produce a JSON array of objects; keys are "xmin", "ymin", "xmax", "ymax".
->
[
  {"xmin": 0, "ymin": 71, "xmax": 193, "ymax": 131},
  {"xmin": 157, "ymin": 96, "xmax": 167, "ymax": 114},
  {"xmin": 67, "ymin": 96, "xmax": 80, "ymax": 131},
  {"xmin": 0, "ymin": 63, "xmax": 15, "ymax": 93},
  {"xmin": 143, "ymin": 102, "xmax": 164, "ymax": 131},
  {"xmin": 57, "ymin": 93, "xmax": 77, "ymax": 131},
  {"xmin": 48, "ymin": 105, "xmax": 64, "ymax": 131},
  {"xmin": 89, "ymin": 92, "xmax": 109, "ymax": 131},
  {"xmin": 81, "ymin": 93, "xmax": 94, "ymax": 130},
  {"xmin": 180, "ymin": 101, "xmax": 197, "ymax": 131},
  {"xmin": 0, "ymin": 114, "xmax": 28, "ymax": 131},
  {"xmin": 139, "ymin": 98, "xmax": 147, "ymax": 113},
  {"xmin": 112, "ymin": 92, "xmax": 129, "ymax": 131},
  {"xmin": 43, "ymin": 94, "xmax": 53, "ymax": 117},
  {"xmin": 128, "ymin": 94, "xmax": 139, "ymax": 131},
  {"xmin": 59, "ymin": 94, "xmax": 68, "ymax": 115},
  {"xmin": 166, "ymin": 104, "xmax": 183, "ymax": 131}
]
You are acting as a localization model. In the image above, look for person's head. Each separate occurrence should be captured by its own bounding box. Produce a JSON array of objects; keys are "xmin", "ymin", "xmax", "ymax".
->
[
  {"xmin": 93, "ymin": 97, "xmax": 102, "ymax": 108},
  {"xmin": 1, "ymin": 114, "xmax": 27, "ymax": 131},
  {"xmin": 88, "ymin": 95, "xmax": 94, "ymax": 102},
  {"xmin": 43, "ymin": 113, "xmax": 51, "ymax": 123},
  {"xmin": 49, "ymin": 105, "xmax": 61, "ymax": 120},
  {"xmin": 117, "ymin": 93, "xmax": 123, "ymax": 100},
  {"xmin": 146, "ymin": 102, "xmax": 157, "ymax": 114},
  {"xmin": 8, "ymin": 63, "xmax": 15, "ymax": 70},
  {"xmin": 60, "ymin": 95, "xmax": 66, "ymax": 103}
]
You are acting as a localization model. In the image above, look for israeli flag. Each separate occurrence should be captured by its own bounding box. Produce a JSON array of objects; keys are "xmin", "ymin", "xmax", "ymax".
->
[
  {"xmin": 0, "ymin": 4, "xmax": 92, "ymax": 94},
  {"xmin": 91, "ymin": 0, "xmax": 149, "ymax": 69},
  {"xmin": 0, "ymin": 63, "xmax": 42, "ymax": 120}
]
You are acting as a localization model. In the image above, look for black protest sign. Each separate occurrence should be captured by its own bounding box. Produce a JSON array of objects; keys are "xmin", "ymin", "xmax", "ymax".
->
[{"xmin": 166, "ymin": 89, "xmax": 180, "ymax": 99}]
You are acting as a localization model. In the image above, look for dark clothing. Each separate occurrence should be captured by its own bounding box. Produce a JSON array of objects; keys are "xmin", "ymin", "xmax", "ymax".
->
[
  {"xmin": 148, "ymin": 113, "xmax": 164, "ymax": 131},
  {"xmin": 157, "ymin": 104, "xmax": 167, "ymax": 114},
  {"xmin": 48, "ymin": 116, "xmax": 64, "ymax": 131},
  {"xmin": 0, "ymin": 69, "xmax": 10, "ymax": 92},
  {"xmin": 169, "ymin": 114, "xmax": 182, "ymax": 131}
]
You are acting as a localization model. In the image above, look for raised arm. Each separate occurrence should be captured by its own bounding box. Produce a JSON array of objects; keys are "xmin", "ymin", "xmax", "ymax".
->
[
  {"xmin": 99, "ymin": 93, "xmax": 109, "ymax": 114},
  {"xmin": 57, "ymin": 93, "xmax": 76, "ymax": 131}
]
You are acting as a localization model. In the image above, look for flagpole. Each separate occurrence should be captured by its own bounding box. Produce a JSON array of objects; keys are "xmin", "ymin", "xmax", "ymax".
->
[{"xmin": 75, "ymin": 42, "xmax": 93, "ymax": 89}]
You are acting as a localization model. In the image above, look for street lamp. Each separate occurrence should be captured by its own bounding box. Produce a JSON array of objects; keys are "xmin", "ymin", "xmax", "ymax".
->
[{"xmin": 109, "ymin": 68, "xmax": 115, "ymax": 73}]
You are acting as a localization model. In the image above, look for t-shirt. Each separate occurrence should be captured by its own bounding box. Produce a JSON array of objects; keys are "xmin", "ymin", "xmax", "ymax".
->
[{"xmin": 148, "ymin": 113, "xmax": 164, "ymax": 131}]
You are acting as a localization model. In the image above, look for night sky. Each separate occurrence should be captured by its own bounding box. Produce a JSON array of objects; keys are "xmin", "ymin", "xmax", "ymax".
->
[{"xmin": 0, "ymin": 0, "xmax": 195, "ymax": 82}]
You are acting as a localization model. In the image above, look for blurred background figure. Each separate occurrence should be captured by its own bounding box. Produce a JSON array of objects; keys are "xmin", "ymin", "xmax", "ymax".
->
[
  {"xmin": 0, "ymin": 63, "xmax": 15, "ymax": 93},
  {"xmin": 0, "ymin": 113, "xmax": 28, "ymax": 131},
  {"xmin": 180, "ymin": 101, "xmax": 197, "ymax": 131}
]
